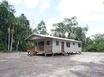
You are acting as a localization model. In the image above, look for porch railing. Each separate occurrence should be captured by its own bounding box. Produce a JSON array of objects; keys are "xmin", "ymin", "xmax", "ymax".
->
[{"xmin": 37, "ymin": 46, "xmax": 44, "ymax": 52}]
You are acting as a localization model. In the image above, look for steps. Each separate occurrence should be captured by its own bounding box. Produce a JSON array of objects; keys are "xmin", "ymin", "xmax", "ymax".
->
[
  {"xmin": 28, "ymin": 51, "xmax": 37, "ymax": 56},
  {"xmin": 61, "ymin": 51, "xmax": 68, "ymax": 56}
]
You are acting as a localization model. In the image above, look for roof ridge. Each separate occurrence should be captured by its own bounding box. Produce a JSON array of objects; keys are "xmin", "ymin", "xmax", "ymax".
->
[{"xmin": 30, "ymin": 33, "xmax": 82, "ymax": 43}]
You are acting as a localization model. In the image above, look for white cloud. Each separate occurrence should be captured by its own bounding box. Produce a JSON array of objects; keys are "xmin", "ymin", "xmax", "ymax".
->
[
  {"xmin": 23, "ymin": 0, "xmax": 51, "ymax": 10},
  {"xmin": 46, "ymin": 17, "xmax": 62, "ymax": 33},
  {"xmin": 57, "ymin": 0, "xmax": 104, "ymax": 37},
  {"xmin": 39, "ymin": 0, "xmax": 51, "ymax": 13},
  {"xmin": 86, "ymin": 28, "xmax": 104, "ymax": 37},
  {"xmin": 24, "ymin": 0, "xmax": 39, "ymax": 8},
  {"xmin": 57, "ymin": 0, "xmax": 104, "ymax": 22},
  {"xmin": 0, "ymin": 0, "xmax": 51, "ymax": 12}
]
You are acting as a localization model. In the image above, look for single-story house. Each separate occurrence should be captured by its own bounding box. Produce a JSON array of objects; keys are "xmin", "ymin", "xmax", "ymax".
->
[{"xmin": 25, "ymin": 33, "xmax": 82, "ymax": 56}]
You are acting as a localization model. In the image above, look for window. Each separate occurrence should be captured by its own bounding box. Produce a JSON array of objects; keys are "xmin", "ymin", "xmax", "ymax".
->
[
  {"xmin": 56, "ymin": 41, "xmax": 59, "ymax": 46},
  {"xmin": 78, "ymin": 43, "xmax": 81, "ymax": 47},
  {"xmin": 38, "ymin": 41, "xmax": 44, "ymax": 46},
  {"xmin": 66, "ymin": 42, "xmax": 70, "ymax": 47},
  {"xmin": 73, "ymin": 43, "xmax": 75, "ymax": 45},
  {"xmin": 47, "ymin": 41, "xmax": 50, "ymax": 45}
]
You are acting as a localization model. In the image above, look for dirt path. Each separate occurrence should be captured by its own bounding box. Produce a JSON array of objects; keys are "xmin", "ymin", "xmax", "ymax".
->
[{"xmin": 0, "ymin": 52, "xmax": 104, "ymax": 77}]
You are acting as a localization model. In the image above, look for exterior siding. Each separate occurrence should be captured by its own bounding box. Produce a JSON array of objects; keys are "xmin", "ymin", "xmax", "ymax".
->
[
  {"xmin": 34, "ymin": 39, "xmax": 82, "ymax": 53},
  {"xmin": 52, "ymin": 40, "xmax": 82, "ymax": 53},
  {"xmin": 64, "ymin": 41, "xmax": 81, "ymax": 53},
  {"xmin": 26, "ymin": 34, "xmax": 82, "ymax": 54},
  {"xmin": 52, "ymin": 39, "xmax": 61, "ymax": 53}
]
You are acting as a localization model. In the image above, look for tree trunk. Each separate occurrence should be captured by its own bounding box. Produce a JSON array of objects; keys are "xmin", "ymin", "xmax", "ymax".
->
[
  {"xmin": 8, "ymin": 28, "xmax": 10, "ymax": 51},
  {"xmin": 16, "ymin": 40, "xmax": 19, "ymax": 52},
  {"xmin": 10, "ymin": 28, "xmax": 14, "ymax": 52},
  {"xmin": 4, "ymin": 28, "xmax": 7, "ymax": 49}
]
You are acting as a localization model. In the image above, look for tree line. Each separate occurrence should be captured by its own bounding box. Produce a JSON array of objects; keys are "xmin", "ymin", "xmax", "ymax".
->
[
  {"xmin": 0, "ymin": 0, "xmax": 32, "ymax": 52},
  {"xmin": 0, "ymin": 0, "xmax": 104, "ymax": 52}
]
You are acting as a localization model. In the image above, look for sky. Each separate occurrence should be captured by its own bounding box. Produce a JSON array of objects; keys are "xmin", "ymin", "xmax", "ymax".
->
[{"xmin": 0, "ymin": 0, "xmax": 104, "ymax": 37}]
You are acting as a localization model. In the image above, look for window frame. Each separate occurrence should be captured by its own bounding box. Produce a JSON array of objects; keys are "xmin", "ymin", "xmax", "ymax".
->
[
  {"xmin": 46, "ymin": 41, "xmax": 50, "ymax": 45},
  {"xmin": 56, "ymin": 41, "xmax": 59, "ymax": 46},
  {"xmin": 78, "ymin": 43, "xmax": 81, "ymax": 47},
  {"xmin": 66, "ymin": 42, "xmax": 70, "ymax": 47},
  {"xmin": 38, "ymin": 41, "xmax": 44, "ymax": 46}
]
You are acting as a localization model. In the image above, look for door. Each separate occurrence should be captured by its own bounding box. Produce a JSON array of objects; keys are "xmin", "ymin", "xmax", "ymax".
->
[{"xmin": 61, "ymin": 42, "xmax": 64, "ymax": 52}]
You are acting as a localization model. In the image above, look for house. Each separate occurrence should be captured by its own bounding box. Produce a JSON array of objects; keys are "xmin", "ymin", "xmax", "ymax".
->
[{"xmin": 25, "ymin": 33, "xmax": 82, "ymax": 56}]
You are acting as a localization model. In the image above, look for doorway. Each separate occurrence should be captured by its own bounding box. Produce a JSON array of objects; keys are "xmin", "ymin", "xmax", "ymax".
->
[{"xmin": 61, "ymin": 42, "xmax": 64, "ymax": 52}]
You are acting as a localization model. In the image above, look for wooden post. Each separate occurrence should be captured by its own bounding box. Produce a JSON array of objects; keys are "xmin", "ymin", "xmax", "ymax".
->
[
  {"xmin": 37, "ymin": 40, "xmax": 38, "ymax": 52},
  {"xmin": 34, "ymin": 40, "xmax": 35, "ymax": 51},
  {"xmin": 44, "ymin": 38, "xmax": 46, "ymax": 56}
]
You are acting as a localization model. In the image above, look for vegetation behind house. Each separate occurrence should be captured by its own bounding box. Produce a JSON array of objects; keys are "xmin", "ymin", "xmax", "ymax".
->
[{"xmin": 0, "ymin": 0, "xmax": 104, "ymax": 52}]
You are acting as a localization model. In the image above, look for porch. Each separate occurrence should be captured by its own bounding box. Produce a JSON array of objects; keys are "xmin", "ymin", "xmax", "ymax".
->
[
  {"xmin": 35, "ymin": 39, "xmax": 52, "ymax": 53},
  {"xmin": 27, "ymin": 38, "xmax": 53, "ymax": 56}
]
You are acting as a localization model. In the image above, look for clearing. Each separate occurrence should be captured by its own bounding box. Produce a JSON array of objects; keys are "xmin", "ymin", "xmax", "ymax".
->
[{"xmin": 0, "ymin": 52, "xmax": 104, "ymax": 77}]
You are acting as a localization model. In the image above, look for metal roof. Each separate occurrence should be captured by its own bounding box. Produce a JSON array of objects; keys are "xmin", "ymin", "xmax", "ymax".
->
[{"xmin": 25, "ymin": 33, "xmax": 82, "ymax": 43}]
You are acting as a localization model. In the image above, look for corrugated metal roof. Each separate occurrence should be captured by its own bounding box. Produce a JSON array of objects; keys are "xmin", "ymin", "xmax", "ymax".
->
[{"xmin": 25, "ymin": 33, "xmax": 82, "ymax": 43}]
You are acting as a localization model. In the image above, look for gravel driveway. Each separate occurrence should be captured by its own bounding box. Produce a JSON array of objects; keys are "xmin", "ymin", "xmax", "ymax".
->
[{"xmin": 0, "ymin": 52, "xmax": 104, "ymax": 77}]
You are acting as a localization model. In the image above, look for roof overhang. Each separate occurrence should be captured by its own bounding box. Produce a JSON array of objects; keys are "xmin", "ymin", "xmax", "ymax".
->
[{"xmin": 25, "ymin": 33, "xmax": 82, "ymax": 43}]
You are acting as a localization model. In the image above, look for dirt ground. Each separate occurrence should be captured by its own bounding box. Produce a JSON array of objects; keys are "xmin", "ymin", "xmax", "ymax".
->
[{"xmin": 0, "ymin": 52, "xmax": 104, "ymax": 77}]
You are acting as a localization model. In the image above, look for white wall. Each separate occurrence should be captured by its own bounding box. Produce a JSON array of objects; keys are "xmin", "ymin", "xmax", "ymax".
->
[
  {"xmin": 52, "ymin": 39, "xmax": 82, "ymax": 53},
  {"xmin": 64, "ymin": 41, "xmax": 82, "ymax": 53},
  {"xmin": 52, "ymin": 39, "xmax": 61, "ymax": 53}
]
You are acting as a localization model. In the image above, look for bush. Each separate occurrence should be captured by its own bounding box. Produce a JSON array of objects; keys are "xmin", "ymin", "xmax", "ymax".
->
[{"xmin": 96, "ymin": 41, "xmax": 104, "ymax": 52}]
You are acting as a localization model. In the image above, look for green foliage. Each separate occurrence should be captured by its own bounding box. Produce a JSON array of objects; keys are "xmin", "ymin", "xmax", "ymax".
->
[
  {"xmin": 0, "ymin": 30, "xmax": 3, "ymax": 37},
  {"xmin": 0, "ymin": 0, "xmax": 104, "ymax": 52},
  {"xmin": 83, "ymin": 33, "xmax": 104, "ymax": 52},
  {"xmin": 51, "ymin": 16, "xmax": 88, "ymax": 42},
  {"xmin": 96, "ymin": 41, "xmax": 104, "ymax": 52},
  {"xmin": 93, "ymin": 34, "xmax": 104, "ymax": 52},
  {"xmin": 0, "ymin": 0, "xmax": 32, "ymax": 52},
  {"xmin": 0, "ymin": 43, "xmax": 2, "ymax": 50},
  {"xmin": 0, "ymin": 43, "xmax": 7, "ymax": 52},
  {"xmin": 51, "ymin": 22, "xmax": 66, "ymax": 38},
  {"xmin": 83, "ymin": 44, "xmax": 96, "ymax": 52},
  {"xmin": 35, "ymin": 20, "xmax": 48, "ymax": 35}
]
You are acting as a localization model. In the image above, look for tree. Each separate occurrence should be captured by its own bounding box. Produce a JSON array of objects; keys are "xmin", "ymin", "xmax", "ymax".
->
[
  {"xmin": 92, "ymin": 34, "xmax": 104, "ymax": 52},
  {"xmin": 75, "ymin": 26, "xmax": 88, "ymax": 42},
  {"xmin": 0, "ymin": 0, "xmax": 32, "ymax": 52},
  {"xmin": 64, "ymin": 16, "xmax": 78, "ymax": 39},
  {"xmin": 83, "ymin": 33, "xmax": 104, "ymax": 52},
  {"xmin": 51, "ymin": 22, "xmax": 66, "ymax": 38},
  {"xmin": 0, "ymin": 30, "xmax": 4, "ymax": 50},
  {"xmin": 51, "ymin": 17, "xmax": 79, "ymax": 38},
  {"xmin": 32, "ymin": 28, "xmax": 38, "ymax": 33},
  {"xmin": 13, "ymin": 14, "xmax": 31, "ymax": 51},
  {"xmin": 0, "ymin": 0, "xmax": 15, "ymax": 51},
  {"xmin": 36, "ymin": 20, "xmax": 48, "ymax": 35},
  {"xmin": 51, "ymin": 16, "xmax": 88, "ymax": 41}
]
